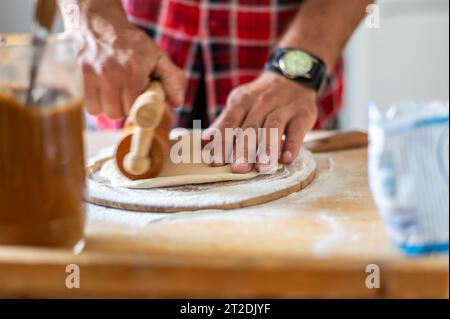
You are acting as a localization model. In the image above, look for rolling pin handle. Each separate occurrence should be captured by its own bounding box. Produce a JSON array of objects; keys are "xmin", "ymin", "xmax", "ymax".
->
[
  {"xmin": 123, "ymin": 129, "xmax": 153, "ymax": 175},
  {"xmin": 123, "ymin": 82, "xmax": 166, "ymax": 175}
]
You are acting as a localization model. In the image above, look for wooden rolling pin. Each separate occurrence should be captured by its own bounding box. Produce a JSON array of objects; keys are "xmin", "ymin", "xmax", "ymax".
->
[
  {"xmin": 304, "ymin": 131, "xmax": 368, "ymax": 153},
  {"xmin": 115, "ymin": 81, "xmax": 172, "ymax": 180}
]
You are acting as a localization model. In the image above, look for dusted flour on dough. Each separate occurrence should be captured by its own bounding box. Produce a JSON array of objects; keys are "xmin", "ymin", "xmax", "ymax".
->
[
  {"xmin": 88, "ymin": 149, "xmax": 316, "ymax": 211},
  {"xmin": 99, "ymin": 133, "xmax": 284, "ymax": 189}
]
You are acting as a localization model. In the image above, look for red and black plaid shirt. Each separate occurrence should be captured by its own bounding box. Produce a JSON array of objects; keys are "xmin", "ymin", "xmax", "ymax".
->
[{"xmin": 121, "ymin": 0, "xmax": 344, "ymax": 129}]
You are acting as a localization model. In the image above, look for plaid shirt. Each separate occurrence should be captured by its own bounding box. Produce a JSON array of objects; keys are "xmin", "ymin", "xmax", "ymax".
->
[{"xmin": 87, "ymin": 0, "xmax": 343, "ymax": 130}]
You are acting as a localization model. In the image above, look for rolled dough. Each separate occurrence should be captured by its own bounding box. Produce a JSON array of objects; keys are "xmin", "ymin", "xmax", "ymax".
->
[
  {"xmin": 99, "ymin": 140, "xmax": 282, "ymax": 189},
  {"xmin": 87, "ymin": 147, "xmax": 316, "ymax": 212}
]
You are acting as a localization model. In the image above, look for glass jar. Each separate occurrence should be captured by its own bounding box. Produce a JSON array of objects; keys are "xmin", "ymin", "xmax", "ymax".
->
[{"xmin": 0, "ymin": 34, "xmax": 85, "ymax": 252}]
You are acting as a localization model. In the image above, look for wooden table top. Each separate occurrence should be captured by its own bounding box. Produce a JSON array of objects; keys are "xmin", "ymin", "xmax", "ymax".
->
[{"xmin": 0, "ymin": 131, "xmax": 447, "ymax": 298}]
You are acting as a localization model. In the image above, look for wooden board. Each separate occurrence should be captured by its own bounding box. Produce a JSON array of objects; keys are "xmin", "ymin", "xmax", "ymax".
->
[
  {"xmin": 85, "ymin": 149, "xmax": 316, "ymax": 213},
  {"xmin": 0, "ymin": 131, "xmax": 447, "ymax": 298}
]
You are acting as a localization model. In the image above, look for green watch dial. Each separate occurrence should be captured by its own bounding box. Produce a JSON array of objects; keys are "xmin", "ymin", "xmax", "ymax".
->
[{"xmin": 279, "ymin": 50, "xmax": 314, "ymax": 77}]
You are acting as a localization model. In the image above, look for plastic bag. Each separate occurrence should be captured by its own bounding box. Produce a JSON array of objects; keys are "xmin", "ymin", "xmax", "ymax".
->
[{"xmin": 368, "ymin": 101, "xmax": 449, "ymax": 255}]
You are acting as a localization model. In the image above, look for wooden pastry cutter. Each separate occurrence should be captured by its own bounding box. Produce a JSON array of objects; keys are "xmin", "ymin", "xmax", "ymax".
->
[{"xmin": 115, "ymin": 81, "xmax": 172, "ymax": 180}]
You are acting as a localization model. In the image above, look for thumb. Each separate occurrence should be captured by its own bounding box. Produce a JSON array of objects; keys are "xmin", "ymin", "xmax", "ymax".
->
[{"xmin": 153, "ymin": 55, "xmax": 187, "ymax": 108}]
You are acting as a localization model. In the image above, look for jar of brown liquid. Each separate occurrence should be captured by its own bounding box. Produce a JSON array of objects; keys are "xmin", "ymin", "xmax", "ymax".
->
[{"xmin": 0, "ymin": 34, "xmax": 85, "ymax": 251}]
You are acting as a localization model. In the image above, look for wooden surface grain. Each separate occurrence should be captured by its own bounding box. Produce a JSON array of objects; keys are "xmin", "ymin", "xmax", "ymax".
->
[{"xmin": 0, "ymin": 131, "xmax": 447, "ymax": 298}]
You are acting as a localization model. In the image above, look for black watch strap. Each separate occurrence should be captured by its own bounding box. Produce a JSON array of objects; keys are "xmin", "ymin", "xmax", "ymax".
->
[{"xmin": 264, "ymin": 48, "xmax": 328, "ymax": 93}]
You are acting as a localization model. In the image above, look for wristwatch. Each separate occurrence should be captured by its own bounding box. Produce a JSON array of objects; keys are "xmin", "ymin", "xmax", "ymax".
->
[{"xmin": 265, "ymin": 48, "xmax": 328, "ymax": 94}]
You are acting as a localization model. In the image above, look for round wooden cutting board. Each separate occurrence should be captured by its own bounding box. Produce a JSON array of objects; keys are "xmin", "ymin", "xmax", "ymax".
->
[{"xmin": 85, "ymin": 149, "xmax": 317, "ymax": 213}]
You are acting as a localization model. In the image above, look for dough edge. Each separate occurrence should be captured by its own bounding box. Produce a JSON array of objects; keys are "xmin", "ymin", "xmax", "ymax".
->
[{"xmin": 99, "ymin": 159, "xmax": 283, "ymax": 189}]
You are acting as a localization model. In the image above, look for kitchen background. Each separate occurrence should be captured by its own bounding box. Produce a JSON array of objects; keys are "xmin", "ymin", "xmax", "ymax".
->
[{"xmin": 1, "ymin": 0, "xmax": 448, "ymax": 131}]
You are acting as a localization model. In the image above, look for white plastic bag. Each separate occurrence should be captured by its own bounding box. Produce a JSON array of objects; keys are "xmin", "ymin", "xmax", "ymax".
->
[{"xmin": 369, "ymin": 101, "xmax": 449, "ymax": 255}]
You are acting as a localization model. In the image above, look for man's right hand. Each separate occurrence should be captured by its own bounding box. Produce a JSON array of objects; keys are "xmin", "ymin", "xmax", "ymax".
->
[{"xmin": 59, "ymin": 0, "xmax": 187, "ymax": 119}]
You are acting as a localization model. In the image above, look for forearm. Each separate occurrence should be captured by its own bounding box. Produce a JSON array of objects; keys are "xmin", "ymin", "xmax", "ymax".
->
[
  {"xmin": 57, "ymin": 0, "xmax": 130, "ymax": 31},
  {"xmin": 278, "ymin": 0, "xmax": 373, "ymax": 72}
]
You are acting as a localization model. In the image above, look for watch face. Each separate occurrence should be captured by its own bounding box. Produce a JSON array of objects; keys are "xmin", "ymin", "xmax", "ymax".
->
[{"xmin": 279, "ymin": 50, "xmax": 314, "ymax": 77}]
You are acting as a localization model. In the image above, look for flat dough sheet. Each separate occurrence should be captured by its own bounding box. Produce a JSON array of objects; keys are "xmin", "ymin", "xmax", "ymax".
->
[{"xmin": 99, "ymin": 140, "xmax": 281, "ymax": 189}]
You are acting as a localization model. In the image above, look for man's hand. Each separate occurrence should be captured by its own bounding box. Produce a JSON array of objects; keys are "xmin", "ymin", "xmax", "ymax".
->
[
  {"xmin": 60, "ymin": 1, "xmax": 186, "ymax": 119},
  {"xmin": 206, "ymin": 72, "xmax": 318, "ymax": 173},
  {"xmin": 205, "ymin": 0, "xmax": 372, "ymax": 173}
]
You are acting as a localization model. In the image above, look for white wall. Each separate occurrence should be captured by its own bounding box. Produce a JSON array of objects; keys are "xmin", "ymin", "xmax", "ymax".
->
[
  {"xmin": 0, "ymin": 0, "xmax": 63, "ymax": 33},
  {"xmin": 0, "ymin": 0, "xmax": 34, "ymax": 33},
  {"xmin": 341, "ymin": 0, "xmax": 450, "ymax": 130}
]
